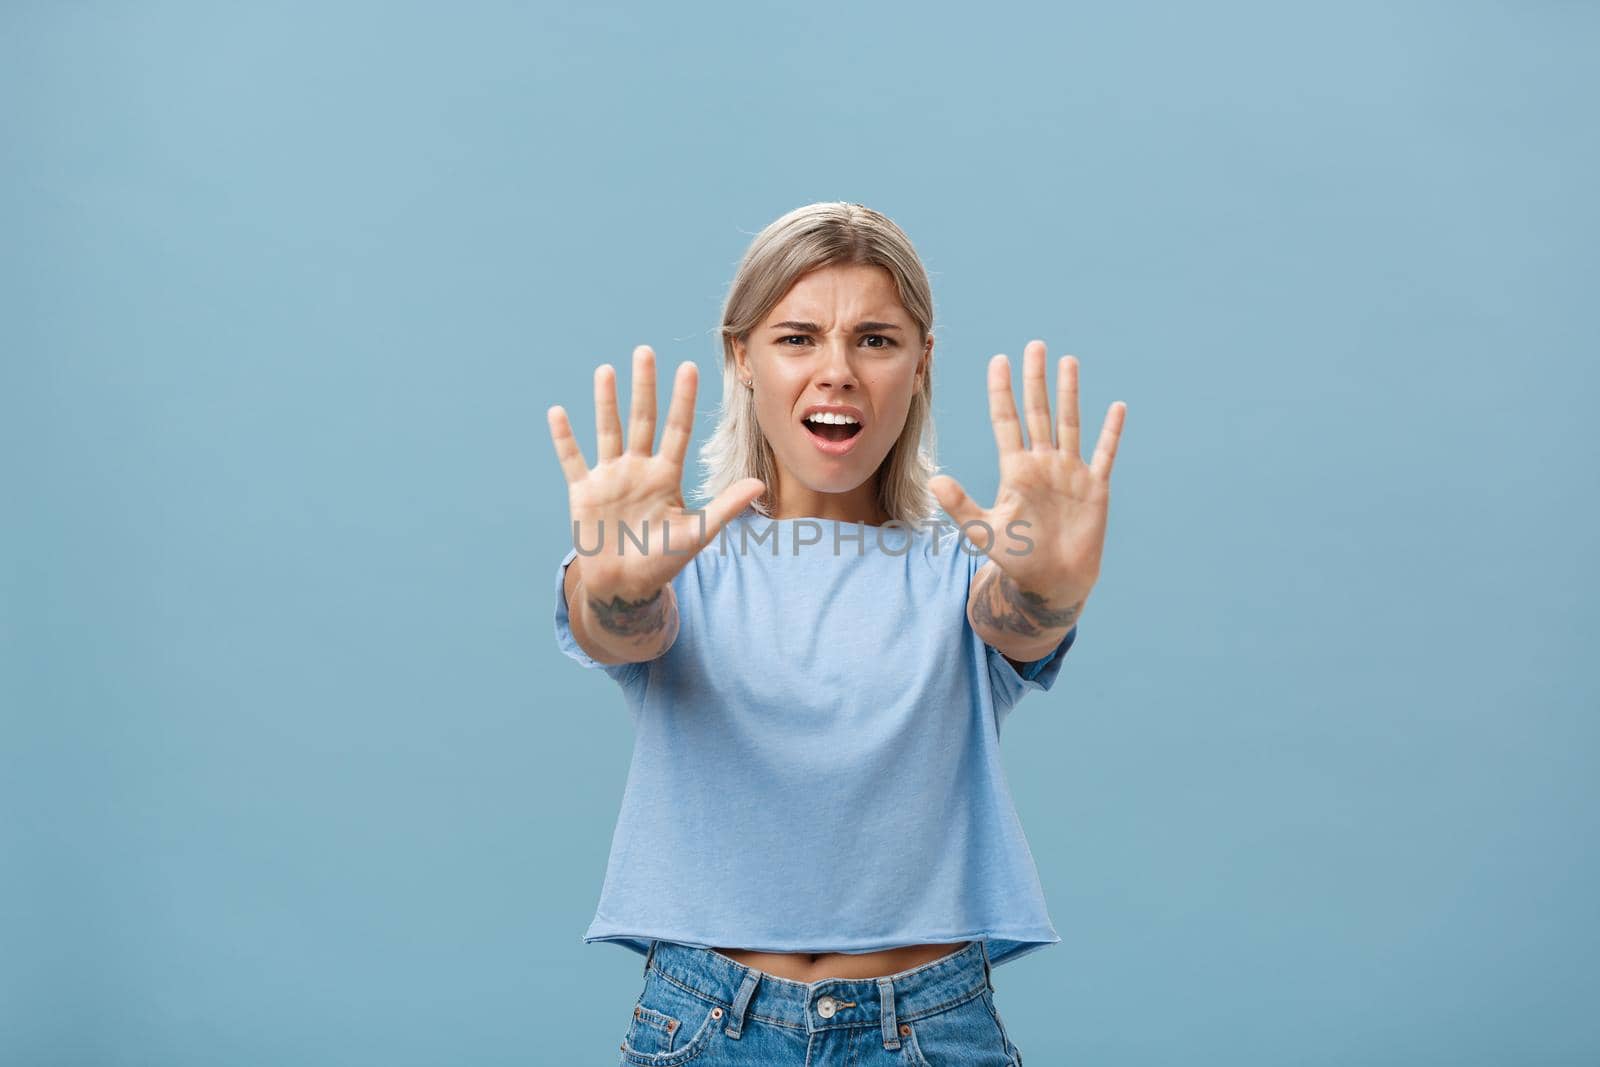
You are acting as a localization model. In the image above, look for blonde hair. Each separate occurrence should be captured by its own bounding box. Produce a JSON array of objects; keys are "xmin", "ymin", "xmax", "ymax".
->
[{"xmin": 694, "ymin": 202, "xmax": 941, "ymax": 525}]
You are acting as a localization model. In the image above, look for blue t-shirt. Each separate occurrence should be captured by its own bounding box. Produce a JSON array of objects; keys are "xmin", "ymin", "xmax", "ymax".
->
[{"xmin": 553, "ymin": 504, "xmax": 1077, "ymax": 968}]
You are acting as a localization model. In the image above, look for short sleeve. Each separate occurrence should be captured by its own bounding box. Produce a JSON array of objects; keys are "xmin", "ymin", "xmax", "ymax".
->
[
  {"xmin": 554, "ymin": 547, "xmax": 647, "ymax": 693},
  {"xmin": 963, "ymin": 545, "xmax": 1078, "ymax": 713},
  {"xmin": 986, "ymin": 624, "xmax": 1077, "ymax": 712}
]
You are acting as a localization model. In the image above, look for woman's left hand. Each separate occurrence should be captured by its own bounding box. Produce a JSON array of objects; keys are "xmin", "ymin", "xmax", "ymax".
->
[{"xmin": 929, "ymin": 341, "xmax": 1126, "ymax": 610}]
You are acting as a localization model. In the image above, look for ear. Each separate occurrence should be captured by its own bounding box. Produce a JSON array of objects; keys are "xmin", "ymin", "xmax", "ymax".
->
[{"xmin": 732, "ymin": 337, "xmax": 747, "ymax": 381}]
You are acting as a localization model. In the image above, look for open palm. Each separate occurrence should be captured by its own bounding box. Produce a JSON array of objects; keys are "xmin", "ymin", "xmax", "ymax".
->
[
  {"xmin": 547, "ymin": 345, "xmax": 764, "ymax": 602},
  {"xmin": 930, "ymin": 341, "xmax": 1126, "ymax": 604}
]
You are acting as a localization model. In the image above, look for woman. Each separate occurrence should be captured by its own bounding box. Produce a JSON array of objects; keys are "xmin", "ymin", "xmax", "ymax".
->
[{"xmin": 548, "ymin": 202, "xmax": 1125, "ymax": 1065}]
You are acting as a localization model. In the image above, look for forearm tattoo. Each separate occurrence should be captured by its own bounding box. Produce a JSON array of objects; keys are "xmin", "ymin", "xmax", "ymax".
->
[
  {"xmin": 585, "ymin": 586, "xmax": 670, "ymax": 643},
  {"xmin": 972, "ymin": 565, "xmax": 1084, "ymax": 638}
]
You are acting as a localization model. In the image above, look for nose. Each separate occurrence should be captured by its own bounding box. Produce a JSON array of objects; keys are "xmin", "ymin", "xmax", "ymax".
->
[{"xmin": 813, "ymin": 334, "xmax": 859, "ymax": 391}]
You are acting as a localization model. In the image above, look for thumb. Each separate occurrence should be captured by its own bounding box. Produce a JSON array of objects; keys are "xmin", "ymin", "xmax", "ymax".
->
[
  {"xmin": 698, "ymin": 478, "xmax": 766, "ymax": 548},
  {"xmin": 929, "ymin": 474, "xmax": 984, "ymax": 531}
]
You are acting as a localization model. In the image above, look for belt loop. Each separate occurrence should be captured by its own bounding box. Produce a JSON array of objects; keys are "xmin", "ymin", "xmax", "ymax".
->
[
  {"xmin": 724, "ymin": 968, "xmax": 760, "ymax": 1040},
  {"xmin": 979, "ymin": 938, "xmax": 993, "ymax": 990},
  {"xmin": 878, "ymin": 977, "xmax": 900, "ymax": 1050},
  {"xmin": 643, "ymin": 939, "xmax": 657, "ymax": 977}
]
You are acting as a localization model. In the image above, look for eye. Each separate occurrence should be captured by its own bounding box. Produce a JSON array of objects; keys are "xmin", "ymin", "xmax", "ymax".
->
[{"xmin": 776, "ymin": 335, "xmax": 896, "ymax": 348}]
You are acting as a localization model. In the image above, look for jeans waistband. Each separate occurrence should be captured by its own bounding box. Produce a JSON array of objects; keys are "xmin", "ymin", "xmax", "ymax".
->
[{"xmin": 641, "ymin": 939, "xmax": 994, "ymax": 1041}]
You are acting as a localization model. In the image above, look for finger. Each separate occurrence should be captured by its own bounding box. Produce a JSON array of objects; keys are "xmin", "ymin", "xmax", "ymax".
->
[
  {"xmin": 1021, "ymin": 340, "xmax": 1053, "ymax": 450},
  {"xmin": 1057, "ymin": 355, "xmax": 1081, "ymax": 461},
  {"xmin": 627, "ymin": 345, "xmax": 657, "ymax": 456},
  {"xmin": 697, "ymin": 477, "xmax": 766, "ymax": 548},
  {"xmin": 1089, "ymin": 401, "xmax": 1127, "ymax": 481},
  {"xmin": 929, "ymin": 474, "xmax": 985, "ymax": 532},
  {"xmin": 546, "ymin": 405, "xmax": 591, "ymax": 484},
  {"xmin": 988, "ymin": 354, "xmax": 1024, "ymax": 456},
  {"xmin": 594, "ymin": 363, "xmax": 624, "ymax": 462},
  {"xmin": 657, "ymin": 360, "xmax": 698, "ymax": 470}
]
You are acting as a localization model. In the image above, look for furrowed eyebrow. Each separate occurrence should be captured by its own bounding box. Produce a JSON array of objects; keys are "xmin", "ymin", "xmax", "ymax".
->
[{"xmin": 768, "ymin": 320, "xmax": 904, "ymax": 333}]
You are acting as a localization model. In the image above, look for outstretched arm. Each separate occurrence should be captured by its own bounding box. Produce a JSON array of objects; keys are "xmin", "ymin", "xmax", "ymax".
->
[
  {"xmin": 563, "ymin": 552, "xmax": 680, "ymax": 665},
  {"xmin": 548, "ymin": 345, "xmax": 765, "ymax": 667},
  {"xmin": 933, "ymin": 340, "xmax": 1125, "ymax": 667},
  {"xmin": 968, "ymin": 559, "xmax": 1084, "ymax": 668}
]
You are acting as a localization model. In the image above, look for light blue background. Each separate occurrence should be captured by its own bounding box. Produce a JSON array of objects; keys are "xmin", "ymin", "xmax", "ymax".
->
[{"xmin": 4, "ymin": 2, "xmax": 1595, "ymax": 1064}]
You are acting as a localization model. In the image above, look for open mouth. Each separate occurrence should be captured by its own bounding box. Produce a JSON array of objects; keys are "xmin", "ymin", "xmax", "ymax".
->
[{"xmin": 803, "ymin": 415, "xmax": 863, "ymax": 443}]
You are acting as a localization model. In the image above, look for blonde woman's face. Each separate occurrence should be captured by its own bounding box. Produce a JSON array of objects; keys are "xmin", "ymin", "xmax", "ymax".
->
[{"xmin": 734, "ymin": 263, "xmax": 930, "ymax": 514}]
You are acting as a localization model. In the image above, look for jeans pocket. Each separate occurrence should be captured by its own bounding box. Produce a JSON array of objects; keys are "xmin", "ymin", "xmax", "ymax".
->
[
  {"xmin": 622, "ymin": 1002, "xmax": 681, "ymax": 1056},
  {"xmin": 982, "ymin": 988, "xmax": 1023, "ymax": 1065},
  {"xmin": 901, "ymin": 991, "xmax": 1016, "ymax": 1067},
  {"xmin": 618, "ymin": 970, "xmax": 723, "ymax": 1066}
]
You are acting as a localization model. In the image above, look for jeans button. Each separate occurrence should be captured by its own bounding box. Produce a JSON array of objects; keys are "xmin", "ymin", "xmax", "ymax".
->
[{"xmin": 816, "ymin": 995, "xmax": 837, "ymax": 1019}]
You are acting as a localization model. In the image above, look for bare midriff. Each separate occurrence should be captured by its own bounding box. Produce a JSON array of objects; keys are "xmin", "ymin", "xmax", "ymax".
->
[{"xmin": 709, "ymin": 942, "xmax": 970, "ymax": 982}]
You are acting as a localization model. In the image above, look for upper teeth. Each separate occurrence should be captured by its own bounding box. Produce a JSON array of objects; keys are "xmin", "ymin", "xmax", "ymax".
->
[{"xmin": 806, "ymin": 412, "xmax": 860, "ymax": 425}]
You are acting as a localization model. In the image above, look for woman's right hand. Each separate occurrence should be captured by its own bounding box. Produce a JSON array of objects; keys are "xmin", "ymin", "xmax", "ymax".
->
[{"xmin": 547, "ymin": 345, "xmax": 765, "ymax": 603}]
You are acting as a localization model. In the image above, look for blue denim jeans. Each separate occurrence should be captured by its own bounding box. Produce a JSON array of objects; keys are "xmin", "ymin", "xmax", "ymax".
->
[{"xmin": 615, "ymin": 939, "xmax": 1024, "ymax": 1065}]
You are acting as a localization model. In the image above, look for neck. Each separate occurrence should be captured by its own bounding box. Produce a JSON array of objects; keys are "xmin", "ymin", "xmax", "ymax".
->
[{"xmin": 768, "ymin": 478, "xmax": 887, "ymax": 526}]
